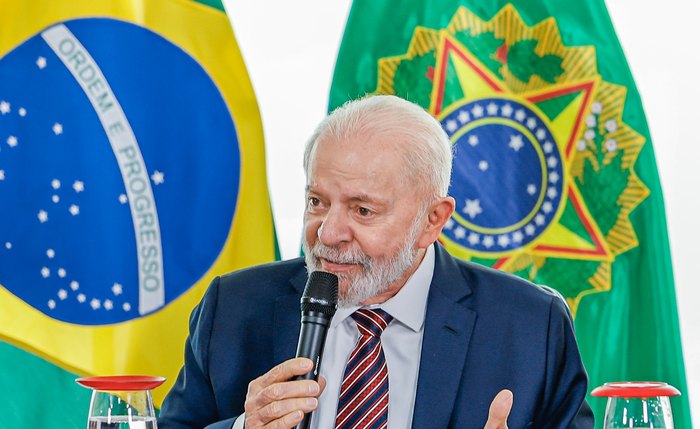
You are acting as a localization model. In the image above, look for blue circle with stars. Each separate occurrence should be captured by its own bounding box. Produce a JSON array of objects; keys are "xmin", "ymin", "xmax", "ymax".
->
[
  {"xmin": 440, "ymin": 97, "xmax": 564, "ymax": 253},
  {"xmin": 0, "ymin": 18, "xmax": 239, "ymax": 324}
]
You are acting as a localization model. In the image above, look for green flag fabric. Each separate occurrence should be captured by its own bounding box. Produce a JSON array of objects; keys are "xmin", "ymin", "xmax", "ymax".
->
[{"xmin": 330, "ymin": 0, "xmax": 691, "ymax": 427}]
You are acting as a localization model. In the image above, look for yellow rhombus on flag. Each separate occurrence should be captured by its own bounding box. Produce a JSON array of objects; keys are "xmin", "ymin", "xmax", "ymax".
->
[{"xmin": 0, "ymin": 0, "xmax": 276, "ymax": 426}]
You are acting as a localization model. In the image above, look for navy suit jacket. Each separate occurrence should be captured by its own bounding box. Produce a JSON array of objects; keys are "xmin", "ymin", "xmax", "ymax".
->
[{"xmin": 159, "ymin": 244, "xmax": 593, "ymax": 428}]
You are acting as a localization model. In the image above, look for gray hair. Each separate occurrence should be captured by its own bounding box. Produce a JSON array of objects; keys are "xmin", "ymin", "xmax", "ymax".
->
[{"xmin": 303, "ymin": 95, "xmax": 453, "ymax": 199}]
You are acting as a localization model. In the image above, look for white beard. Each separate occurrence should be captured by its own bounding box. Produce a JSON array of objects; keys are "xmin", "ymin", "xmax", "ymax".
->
[{"xmin": 303, "ymin": 216, "xmax": 423, "ymax": 308}]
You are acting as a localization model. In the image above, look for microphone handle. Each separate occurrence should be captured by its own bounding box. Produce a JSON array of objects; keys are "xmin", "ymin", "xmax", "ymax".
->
[{"xmin": 294, "ymin": 311, "xmax": 332, "ymax": 429}]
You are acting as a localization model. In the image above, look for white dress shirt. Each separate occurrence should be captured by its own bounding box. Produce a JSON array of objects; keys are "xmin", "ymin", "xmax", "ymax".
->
[
  {"xmin": 310, "ymin": 244, "xmax": 434, "ymax": 428},
  {"xmin": 233, "ymin": 245, "xmax": 435, "ymax": 429}
]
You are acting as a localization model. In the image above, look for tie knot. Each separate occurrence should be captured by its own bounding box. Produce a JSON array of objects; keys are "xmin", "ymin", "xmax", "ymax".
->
[{"xmin": 352, "ymin": 308, "xmax": 393, "ymax": 337}]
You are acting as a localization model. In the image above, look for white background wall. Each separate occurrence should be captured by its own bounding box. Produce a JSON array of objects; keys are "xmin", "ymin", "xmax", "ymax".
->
[{"xmin": 223, "ymin": 0, "xmax": 700, "ymax": 422}]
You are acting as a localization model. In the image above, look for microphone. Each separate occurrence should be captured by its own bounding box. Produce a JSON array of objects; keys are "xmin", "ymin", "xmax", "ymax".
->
[{"xmin": 294, "ymin": 270, "xmax": 338, "ymax": 429}]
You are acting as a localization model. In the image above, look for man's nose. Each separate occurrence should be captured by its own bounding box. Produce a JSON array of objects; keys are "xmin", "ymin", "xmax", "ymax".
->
[{"xmin": 318, "ymin": 207, "xmax": 352, "ymax": 246}]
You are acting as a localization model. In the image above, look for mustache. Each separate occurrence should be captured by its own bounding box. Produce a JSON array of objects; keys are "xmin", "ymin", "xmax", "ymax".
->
[{"xmin": 310, "ymin": 243, "xmax": 371, "ymax": 267}]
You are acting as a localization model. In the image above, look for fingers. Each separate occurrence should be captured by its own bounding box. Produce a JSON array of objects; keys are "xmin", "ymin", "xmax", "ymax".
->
[
  {"xmin": 255, "ymin": 358, "xmax": 316, "ymax": 391},
  {"xmin": 244, "ymin": 358, "xmax": 322, "ymax": 428},
  {"xmin": 484, "ymin": 389, "xmax": 513, "ymax": 429}
]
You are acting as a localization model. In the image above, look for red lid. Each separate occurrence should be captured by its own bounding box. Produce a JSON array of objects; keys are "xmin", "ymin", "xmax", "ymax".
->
[
  {"xmin": 591, "ymin": 382, "xmax": 681, "ymax": 398},
  {"xmin": 76, "ymin": 375, "xmax": 166, "ymax": 391}
]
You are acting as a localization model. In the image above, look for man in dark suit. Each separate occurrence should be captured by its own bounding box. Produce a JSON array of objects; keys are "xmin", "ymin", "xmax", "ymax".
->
[{"xmin": 159, "ymin": 95, "xmax": 593, "ymax": 429}]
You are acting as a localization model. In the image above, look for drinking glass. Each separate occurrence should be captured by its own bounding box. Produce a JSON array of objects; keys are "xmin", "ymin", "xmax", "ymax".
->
[
  {"xmin": 76, "ymin": 375, "xmax": 165, "ymax": 429},
  {"xmin": 591, "ymin": 381, "xmax": 680, "ymax": 428}
]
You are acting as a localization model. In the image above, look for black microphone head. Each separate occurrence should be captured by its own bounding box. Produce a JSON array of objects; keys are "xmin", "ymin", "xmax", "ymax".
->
[{"xmin": 301, "ymin": 271, "xmax": 338, "ymax": 316}]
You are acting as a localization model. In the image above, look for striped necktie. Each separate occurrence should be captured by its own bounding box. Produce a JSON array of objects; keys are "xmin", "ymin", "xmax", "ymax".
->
[{"xmin": 335, "ymin": 308, "xmax": 393, "ymax": 429}]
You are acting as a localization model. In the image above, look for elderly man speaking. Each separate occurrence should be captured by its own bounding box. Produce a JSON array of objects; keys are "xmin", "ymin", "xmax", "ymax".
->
[{"xmin": 159, "ymin": 95, "xmax": 594, "ymax": 429}]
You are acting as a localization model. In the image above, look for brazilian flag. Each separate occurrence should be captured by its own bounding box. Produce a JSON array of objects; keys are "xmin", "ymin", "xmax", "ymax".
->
[
  {"xmin": 331, "ymin": 0, "xmax": 691, "ymax": 427},
  {"xmin": 0, "ymin": 0, "xmax": 275, "ymax": 426}
]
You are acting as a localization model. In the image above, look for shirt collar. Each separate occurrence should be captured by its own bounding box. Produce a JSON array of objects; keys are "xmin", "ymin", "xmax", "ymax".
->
[{"xmin": 331, "ymin": 244, "xmax": 435, "ymax": 332}]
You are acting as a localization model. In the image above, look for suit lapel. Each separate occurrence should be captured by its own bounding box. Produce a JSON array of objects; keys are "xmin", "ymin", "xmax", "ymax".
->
[
  {"xmin": 273, "ymin": 268, "xmax": 307, "ymax": 364},
  {"xmin": 412, "ymin": 244, "xmax": 477, "ymax": 428}
]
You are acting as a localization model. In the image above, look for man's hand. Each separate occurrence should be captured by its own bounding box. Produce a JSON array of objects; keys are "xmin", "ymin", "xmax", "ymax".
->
[
  {"xmin": 244, "ymin": 357, "xmax": 326, "ymax": 429},
  {"xmin": 484, "ymin": 389, "xmax": 513, "ymax": 429}
]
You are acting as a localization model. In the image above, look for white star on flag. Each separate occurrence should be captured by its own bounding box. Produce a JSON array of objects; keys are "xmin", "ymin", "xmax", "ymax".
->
[
  {"xmin": 483, "ymin": 236, "xmax": 495, "ymax": 248},
  {"xmin": 104, "ymin": 300, "xmax": 114, "ymax": 310},
  {"xmin": 498, "ymin": 235, "xmax": 510, "ymax": 247},
  {"xmin": 36, "ymin": 56, "xmax": 47, "ymax": 69},
  {"xmin": 112, "ymin": 282, "xmax": 123, "ymax": 295},
  {"xmin": 19, "ymin": 108, "xmax": 27, "ymax": 117},
  {"xmin": 478, "ymin": 160, "xmax": 489, "ymax": 171},
  {"xmin": 445, "ymin": 218, "xmax": 455, "ymax": 229},
  {"xmin": 90, "ymin": 299, "xmax": 101, "ymax": 310},
  {"xmin": 536, "ymin": 129, "xmax": 546, "ymax": 141},
  {"xmin": 48, "ymin": 300, "xmax": 56, "ymax": 309},
  {"xmin": 5, "ymin": 242, "xmax": 12, "ymax": 249},
  {"xmin": 53, "ymin": 123, "xmax": 63, "ymax": 135},
  {"xmin": 463, "ymin": 199, "xmax": 483, "ymax": 219},
  {"xmin": 123, "ymin": 303, "xmax": 132, "ymax": 311},
  {"xmin": 119, "ymin": 194, "xmax": 128, "ymax": 204},
  {"xmin": 0, "ymin": 170, "xmax": 5, "ymax": 181},
  {"xmin": 73, "ymin": 180, "xmax": 85, "ymax": 192},
  {"xmin": 543, "ymin": 202, "xmax": 553, "ymax": 213},
  {"xmin": 38, "ymin": 210, "xmax": 48, "ymax": 223},
  {"xmin": 58, "ymin": 289, "xmax": 68, "ymax": 300},
  {"xmin": 70, "ymin": 281, "xmax": 80, "ymax": 291},
  {"xmin": 6, "ymin": 136, "xmax": 18, "ymax": 147},
  {"xmin": 525, "ymin": 224, "xmax": 536, "ymax": 235},
  {"xmin": 547, "ymin": 187, "xmax": 558, "ymax": 199},
  {"xmin": 458, "ymin": 110, "xmax": 470, "ymax": 124},
  {"xmin": 446, "ymin": 120, "xmax": 458, "ymax": 132},
  {"xmin": 151, "ymin": 170, "xmax": 165, "ymax": 185},
  {"xmin": 515, "ymin": 109, "xmax": 526, "ymax": 122},
  {"xmin": 527, "ymin": 184, "xmax": 537, "ymax": 195},
  {"xmin": 454, "ymin": 226, "xmax": 467, "ymax": 239},
  {"xmin": 513, "ymin": 231, "xmax": 524, "ymax": 243},
  {"xmin": 549, "ymin": 172, "xmax": 560, "ymax": 183},
  {"xmin": 52, "ymin": 195, "xmax": 60, "ymax": 203},
  {"xmin": 57, "ymin": 268, "xmax": 66, "ymax": 278},
  {"xmin": 502, "ymin": 104, "xmax": 513, "ymax": 117},
  {"xmin": 41, "ymin": 267, "xmax": 50, "ymax": 278},
  {"xmin": 468, "ymin": 135, "xmax": 479, "ymax": 146},
  {"xmin": 543, "ymin": 142, "xmax": 554, "ymax": 153},
  {"xmin": 526, "ymin": 118, "xmax": 537, "ymax": 130},
  {"xmin": 468, "ymin": 232, "xmax": 480, "ymax": 246},
  {"xmin": 487, "ymin": 103, "xmax": 498, "ymax": 115},
  {"xmin": 535, "ymin": 214, "xmax": 546, "ymax": 225},
  {"xmin": 69, "ymin": 204, "xmax": 80, "ymax": 216},
  {"xmin": 0, "ymin": 101, "xmax": 10, "ymax": 115},
  {"xmin": 51, "ymin": 179, "xmax": 61, "ymax": 189},
  {"xmin": 547, "ymin": 156, "xmax": 558, "ymax": 168},
  {"xmin": 471, "ymin": 104, "xmax": 484, "ymax": 118},
  {"xmin": 46, "ymin": 249, "xmax": 55, "ymax": 258},
  {"xmin": 77, "ymin": 293, "xmax": 86, "ymax": 303},
  {"xmin": 508, "ymin": 135, "xmax": 524, "ymax": 151}
]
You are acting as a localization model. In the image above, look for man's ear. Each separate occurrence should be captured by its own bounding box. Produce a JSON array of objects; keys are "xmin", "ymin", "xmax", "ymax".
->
[{"xmin": 417, "ymin": 196, "xmax": 455, "ymax": 248}]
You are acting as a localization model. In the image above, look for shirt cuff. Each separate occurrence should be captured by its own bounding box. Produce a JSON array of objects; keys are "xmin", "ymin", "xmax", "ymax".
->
[{"xmin": 232, "ymin": 413, "xmax": 245, "ymax": 429}]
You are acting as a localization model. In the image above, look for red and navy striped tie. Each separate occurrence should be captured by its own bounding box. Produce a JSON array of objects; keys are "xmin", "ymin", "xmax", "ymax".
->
[{"xmin": 335, "ymin": 308, "xmax": 393, "ymax": 429}]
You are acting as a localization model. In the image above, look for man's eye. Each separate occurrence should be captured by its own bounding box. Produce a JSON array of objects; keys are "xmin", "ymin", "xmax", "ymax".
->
[
  {"xmin": 358, "ymin": 207, "xmax": 372, "ymax": 217},
  {"xmin": 308, "ymin": 197, "xmax": 320, "ymax": 207}
]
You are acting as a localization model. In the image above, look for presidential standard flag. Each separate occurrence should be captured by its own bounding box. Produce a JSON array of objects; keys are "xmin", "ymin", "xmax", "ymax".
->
[
  {"xmin": 330, "ymin": 0, "xmax": 691, "ymax": 427},
  {"xmin": 0, "ymin": 0, "xmax": 276, "ymax": 426}
]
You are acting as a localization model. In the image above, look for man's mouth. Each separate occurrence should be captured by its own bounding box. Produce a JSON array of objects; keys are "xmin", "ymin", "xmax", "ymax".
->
[{"xmin": 319, "ymin": 258, "xmax": 358, "ymax": 273}]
